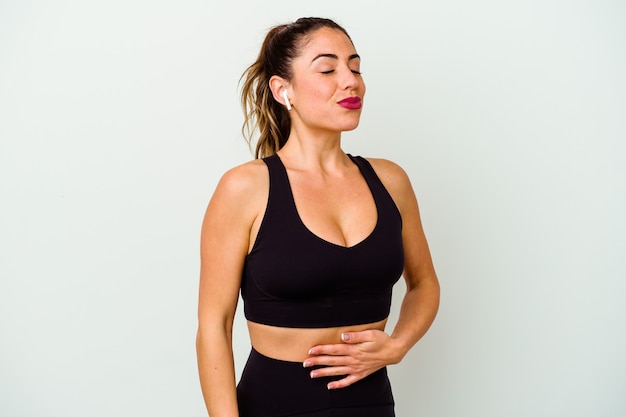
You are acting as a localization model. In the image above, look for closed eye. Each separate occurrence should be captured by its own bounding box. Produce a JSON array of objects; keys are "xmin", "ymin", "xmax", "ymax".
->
[{"xmin": 320, "ymin": 69, "xmax": 362, "ymax": 75}]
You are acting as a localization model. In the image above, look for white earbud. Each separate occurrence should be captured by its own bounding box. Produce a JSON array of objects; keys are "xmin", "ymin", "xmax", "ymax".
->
[{"xmin": 282, "ymin": 89, "xmax": 292, "ymax": 110}]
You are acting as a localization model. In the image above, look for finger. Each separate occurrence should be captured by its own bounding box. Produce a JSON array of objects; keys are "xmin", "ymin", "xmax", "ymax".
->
[
  {"xmin": 341, "ymin": 330, "xmax": 376, "ymax": 344},
  {"xmin": 308, "ymin": 343, "xmax": 354, "ymax": 356},
  {"xmin": 303, "ymin": 354, "xmax": 357, "ymax": 368},
  {"xmin": 309, "ymin": 365, "xmax": 352, "ymax": 379},
  {"xmin": 327, "ymin": 373, "xmax": 361, "ymax": 390}
]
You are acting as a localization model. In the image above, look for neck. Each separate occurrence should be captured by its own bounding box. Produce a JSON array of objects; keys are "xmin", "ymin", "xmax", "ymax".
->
[{"xmin": 278, "ymin": 127, "xmax": 348, "ymax": 172}]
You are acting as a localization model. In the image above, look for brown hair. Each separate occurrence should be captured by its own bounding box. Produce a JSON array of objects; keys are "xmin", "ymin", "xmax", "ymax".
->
[{"xmin": 240, "ymin": 17, "xmax": 351, "ymax": 158}]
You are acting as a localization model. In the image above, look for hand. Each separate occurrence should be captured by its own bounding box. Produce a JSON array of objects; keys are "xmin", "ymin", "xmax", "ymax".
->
[{"xmin": 303, "ymin": 330, "xmax": 403, "ymax": 389}]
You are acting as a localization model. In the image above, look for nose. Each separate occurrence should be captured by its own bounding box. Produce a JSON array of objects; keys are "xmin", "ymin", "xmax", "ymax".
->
[{"xmin": 340, "ymin": 66, "xmax": 360, "ymax": 90}]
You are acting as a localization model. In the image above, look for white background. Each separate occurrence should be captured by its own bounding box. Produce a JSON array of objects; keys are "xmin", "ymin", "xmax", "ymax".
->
[{"xmin": 1, "ymin": 1, "xmax": 625, "ymax": 416}]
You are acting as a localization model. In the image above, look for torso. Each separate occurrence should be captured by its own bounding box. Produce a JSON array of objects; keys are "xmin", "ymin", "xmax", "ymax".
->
[{"xmin": 242, "ymin": 152, "xmax": 402, "ymax": 361}]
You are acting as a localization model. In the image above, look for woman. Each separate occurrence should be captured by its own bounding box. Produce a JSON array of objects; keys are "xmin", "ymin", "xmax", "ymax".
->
[{"xmin": 196, "ymin": 17, "xmax": 440, "ymax": 417}]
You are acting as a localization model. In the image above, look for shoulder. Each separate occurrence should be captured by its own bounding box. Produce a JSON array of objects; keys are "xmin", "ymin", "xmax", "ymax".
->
[
  {"xmin": 205, "ymin": 159, "xmax": 269, "ymax": 222},
  {"xmin": 211, "ymin": 158, "xmax": 269, "ymax": 204},
  {"xmin": 363, "ymin": 157, "xmax": 412, "ymax": 192},
  {"xmin": 362, "ymin": 157, "xmax": 417, "ymax": 213}
]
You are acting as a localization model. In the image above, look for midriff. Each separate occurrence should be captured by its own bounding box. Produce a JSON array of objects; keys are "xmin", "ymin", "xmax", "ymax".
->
[{"xmin": 247, "ymin": 318, "xmax": 388, "ymax": 362}]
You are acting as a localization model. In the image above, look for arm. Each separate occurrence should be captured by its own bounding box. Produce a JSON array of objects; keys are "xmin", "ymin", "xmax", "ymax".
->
[
  {"xmin": 305, "ymin": 159, "xmax": 440, "ymax": 389},
  {"xmin": 196, "ymin": 162, "xmax": 266, "ymax": 416},
  {"xmin": 382, "ymin": 158, "xmax": 440, "ymax": 360}
]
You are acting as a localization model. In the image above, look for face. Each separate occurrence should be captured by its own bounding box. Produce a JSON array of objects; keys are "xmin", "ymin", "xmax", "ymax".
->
[{"xmin": 287, "ymin": 27, "xmax": 366, "ymax": 134}]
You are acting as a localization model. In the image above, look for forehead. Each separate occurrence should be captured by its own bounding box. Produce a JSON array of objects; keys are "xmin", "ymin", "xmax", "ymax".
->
[{"xmin": 297, "ymin": 27, "xmax": 357, "ymax": 59}]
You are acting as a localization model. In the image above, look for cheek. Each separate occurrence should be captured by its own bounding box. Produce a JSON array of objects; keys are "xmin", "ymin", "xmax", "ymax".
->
[{"xmin": 300, "ymin": 86, "xmax": 334, "ymax": 107}]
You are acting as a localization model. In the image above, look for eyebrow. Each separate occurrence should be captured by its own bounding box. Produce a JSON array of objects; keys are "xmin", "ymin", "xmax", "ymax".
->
[{"xmin": 311, "ymin": 53, "xmax": 360, "ymax": 63}]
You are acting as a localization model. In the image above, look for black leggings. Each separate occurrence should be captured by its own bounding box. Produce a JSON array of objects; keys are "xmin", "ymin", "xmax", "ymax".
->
[{"xmin": 236, "ymin": 347, "xmax": 395, "ymax": 417}]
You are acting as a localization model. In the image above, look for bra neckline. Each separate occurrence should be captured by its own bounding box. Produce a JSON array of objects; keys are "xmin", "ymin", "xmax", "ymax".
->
[{"xmin": 273, "ymin": 153, "xmax": 380, "ymax": 250}]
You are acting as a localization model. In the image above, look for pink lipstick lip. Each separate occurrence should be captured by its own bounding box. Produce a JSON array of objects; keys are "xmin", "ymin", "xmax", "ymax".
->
[{"xmin": 337, "ymin": 96, "xmax": 362, "ymax": 109}]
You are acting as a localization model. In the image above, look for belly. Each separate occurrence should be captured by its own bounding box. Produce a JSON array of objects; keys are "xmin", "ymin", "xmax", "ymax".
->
[{"xmin": 246, "ymin": 318, "xmax": 388, "ymax": 362}]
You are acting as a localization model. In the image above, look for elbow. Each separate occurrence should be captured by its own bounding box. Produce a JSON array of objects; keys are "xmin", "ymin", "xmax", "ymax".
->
[{"xmin": 196, "ymin": 316, "xmax": 235, "ymax": 352}]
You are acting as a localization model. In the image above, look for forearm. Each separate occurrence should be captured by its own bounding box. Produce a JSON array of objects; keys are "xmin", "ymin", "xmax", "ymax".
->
[
  {"xmin": 196, "ymin": 327, "xmax": 239, "ymax": 417},
  {"xmin": 389, "ymin": 277, "xmax": 440, "ymax": 362}
]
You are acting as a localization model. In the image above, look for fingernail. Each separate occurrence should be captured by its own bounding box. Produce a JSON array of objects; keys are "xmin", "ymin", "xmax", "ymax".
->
[
  {"xmin": 341, "ymin": 333, "xmax": 350, "ymax": 342},
  {"xmin": 303, "ymin": 361, "xmax": 311, "ymax": 368},
  {"xmin": 310, "ymin": 371, "xmax": 317, "ymax": 378},
  {"xmin": 308, "ymin": 348, "xmax": 316, "ymax": 355},
  {"xmin": 327, "ymin": 383, "xmax": 334, "ymax": 390}
]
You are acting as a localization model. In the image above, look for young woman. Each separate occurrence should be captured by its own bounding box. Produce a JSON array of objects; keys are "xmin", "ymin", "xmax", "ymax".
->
[{"xmin": 196, "ymin": 17, "xmax": 440, "ymax": 417}]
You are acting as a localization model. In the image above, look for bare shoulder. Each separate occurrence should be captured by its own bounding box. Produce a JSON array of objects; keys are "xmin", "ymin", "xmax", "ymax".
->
[
  {"xmin": 204, "ymin": 159, "xmax": 269, "ymax": 227},
  {"xmin": 364, "ymin": 157, "xmax": 414, "ymax": 197},
  {"xmin": 214, "ymin": 159, "xmax": 268, "ymax": 197},
  {"xmin": 364, "ymin": 158, "xmax": 428, "ymax": 243}
]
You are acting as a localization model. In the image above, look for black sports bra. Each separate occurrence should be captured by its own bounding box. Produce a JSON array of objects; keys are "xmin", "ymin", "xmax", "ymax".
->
[{"xmin": 241, "ymin": 154, "xmax": 404, "ymax": 328}]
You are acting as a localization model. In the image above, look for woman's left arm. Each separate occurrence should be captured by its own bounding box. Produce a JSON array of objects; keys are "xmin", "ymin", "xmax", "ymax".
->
[
  {"xmin": 306, "ymin": 159, "xmax": 440, "ymax": 389},
  {"xmin": 378, "ymin": 157, "xmax": 440, "ymax": 360}
]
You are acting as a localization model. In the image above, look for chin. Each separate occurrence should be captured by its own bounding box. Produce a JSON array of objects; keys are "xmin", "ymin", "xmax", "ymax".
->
[
  {"xmin": 337, "ymin": 115, "xmax": 362, "ymax": 132},
  {"xmin": 340, "ymin": 119, "xmax": 361, "ymax": 132},
  {"xmin": 341, "ymin": 123, "xmax": 360, "ymax": 132}
]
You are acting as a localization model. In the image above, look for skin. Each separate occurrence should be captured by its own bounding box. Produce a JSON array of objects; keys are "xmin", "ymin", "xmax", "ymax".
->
[{"xmin": 196, "ymin": 27, "xmax": 440, "ymax": 416}]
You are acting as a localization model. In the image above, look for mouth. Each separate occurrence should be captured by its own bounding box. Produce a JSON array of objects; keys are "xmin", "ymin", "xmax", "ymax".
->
[{"xmin": 337, "ymin": 96, "xmax": 362, "ymax": 110}]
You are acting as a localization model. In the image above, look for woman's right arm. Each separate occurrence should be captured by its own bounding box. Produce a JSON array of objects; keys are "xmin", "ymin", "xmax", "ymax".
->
[{"xmin": 196, "ymin": 162, "xmax": 266, "ymax": 417}]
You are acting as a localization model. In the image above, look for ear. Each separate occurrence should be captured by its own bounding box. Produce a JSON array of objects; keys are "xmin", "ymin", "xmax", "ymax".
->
[{"xmin": 269, "ymin": 75, "xmax": 291, "ymax": 108}]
